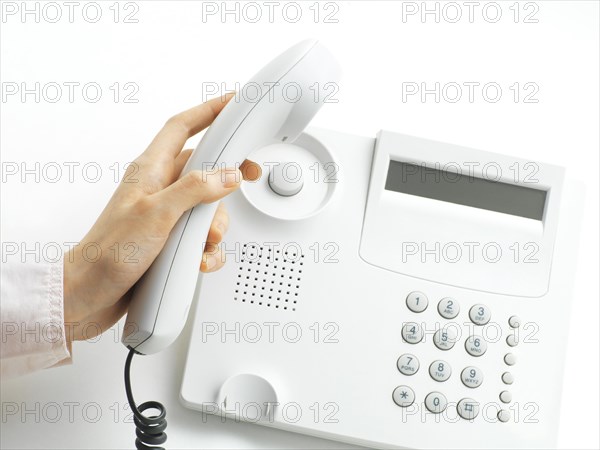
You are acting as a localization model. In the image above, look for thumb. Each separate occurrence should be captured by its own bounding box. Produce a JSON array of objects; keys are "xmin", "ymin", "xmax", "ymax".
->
[{"xmin": 155, "ymin": 168, "xmax": 242, "ymax": 219}]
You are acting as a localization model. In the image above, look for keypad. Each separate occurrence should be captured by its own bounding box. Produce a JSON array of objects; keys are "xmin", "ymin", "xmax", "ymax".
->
[
  {"xmin": 397, "ymin": 354, "xmax": 419, "ymax": 375},
  {"xmin": 406, "ymin": 291, "xmax": 428, "ymax": 313},
  {"xmin": 401, "ymin": 322, "xmax": 424, "ymax": 344},
  {"xmin": 429, "ymin": 360, "xmax": 452, "ymax": 382},
  {"xmin": 395, "ymin": 290, "xmax": 521, "ymax": 423},
  {"xmin": 465, "ymin": 335, "xmax": 487, "ymax": 357},
  {"xmin": 433, "ymin": 327, "xmax": 458, "ymax": 351},
  {"xmin": 437, "ymin": 297, "xmax": 459, "ymax": 319},
  {"xmin": 457, "ymin": 398, "xmax": 480, "ymax": 420},
  {"xmin": 392, "ymin": 385, "xmax": 415, "ymax": 407},
  {"xmin": 461, "ymin": 366, "xmax": 484, "ymax": 388},
  {"xmin": 424, "ymin": 392, "xmax": 447, "ymax": 413},
  {"xmin": 469, "ymin": 304, "xmax": 491, "ymax": 325}
]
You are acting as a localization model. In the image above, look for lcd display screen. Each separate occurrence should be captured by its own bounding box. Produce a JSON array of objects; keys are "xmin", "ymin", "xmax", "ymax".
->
[{"xmin": 385, "ymin": 160, "xmax": 547, "ymax": 221}]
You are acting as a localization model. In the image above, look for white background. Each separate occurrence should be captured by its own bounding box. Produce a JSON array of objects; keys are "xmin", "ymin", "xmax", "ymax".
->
[{"xmin": 1, "ymin": 1, "xmax": 598, "ymax": 449}]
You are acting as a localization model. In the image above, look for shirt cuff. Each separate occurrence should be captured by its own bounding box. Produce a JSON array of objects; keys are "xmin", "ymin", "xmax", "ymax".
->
[{"xmin": 1, "ymin": 255, "xmax": 71, "ymax": 378}]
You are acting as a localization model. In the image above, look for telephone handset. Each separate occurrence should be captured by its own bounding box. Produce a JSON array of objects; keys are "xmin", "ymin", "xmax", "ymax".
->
[{"xmin": 122, "ymin": 39, "xmax": 341, "ymax": 355}]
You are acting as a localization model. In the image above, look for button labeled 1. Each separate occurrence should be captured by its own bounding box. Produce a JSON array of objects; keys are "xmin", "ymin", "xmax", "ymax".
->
[{"xmin": 406, "ymin": 291, "xmax": 428, "ymax": 313}]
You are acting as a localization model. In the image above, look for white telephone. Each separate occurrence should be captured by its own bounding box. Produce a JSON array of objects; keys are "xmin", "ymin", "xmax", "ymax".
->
[
  {"xmin": 123, "ymin": 39, "xmax": 582, "ymax": 450},
  {"xmin": 122, "ymin": 39, "xmax": 341, "ymax": 355}
]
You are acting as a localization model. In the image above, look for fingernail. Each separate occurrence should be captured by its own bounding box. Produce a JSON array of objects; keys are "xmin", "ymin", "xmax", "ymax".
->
[
  {"xmin": 216, "ymin": 222, "xmax": 226, "ymax": 235},
  {"xmin": 205, "ymin": 254, "xmax": 217, "ymax": 270},
  {"xmin": 223, "ymin": 170, "xmax": 240, "ymax": 188}
]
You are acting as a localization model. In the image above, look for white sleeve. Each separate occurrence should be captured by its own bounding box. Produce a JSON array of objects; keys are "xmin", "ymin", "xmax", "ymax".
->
[{"xmin": 1, "ymin": 255, "xmax": 71, "ymax": 378}]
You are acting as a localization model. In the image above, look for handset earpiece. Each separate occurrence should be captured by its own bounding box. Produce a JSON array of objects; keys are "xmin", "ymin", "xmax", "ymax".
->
[{"xmin": 122, "ymin": 39, "xmax": 341, "ymax": 355}]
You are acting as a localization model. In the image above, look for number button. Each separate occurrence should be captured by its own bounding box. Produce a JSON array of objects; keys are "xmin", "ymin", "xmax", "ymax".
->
[
  {"xmin": 461, "ymin": 366, "xmax": 484, "ymax": 388},
  {"xmin": 469, "ymin": 304, "xmax": 491, "ymax": 325},
  {"xmin": 392, "ymin": 385, "xmax": 415, "ymax": 407},
  {"xmin": 506, "ymin": 334, "xmax": 518, "ymax": 347},
  {"xmin": 508, "ymin": 316, "xmax": 521, "ymax": 328},
  {"xmin": 397, "ymin": 354, "xmax": 420, "ymax": 376},
  {"xmin": 424, "ymin": 392, "xmax": 447, "ymax": 413},
  {"xmin": 457, "ymin": 398, "xmax": 480, "ymax": 420},
  {"xmin": 465, "ymin": 335, "xmax": 487, "ymax": 357},
  {"xmin": 429, "ymin": 360, "xmax": 452, "ymax": 382},
  {"xmin": 402, "ymin": 322, "xmax": 424, "ymax": 344},
  {"xmin": 433, "ymin": 327, "xmax": 458, "ymax": 351},
  {"xmin": 504, "ymin": 353, "xmax": 517, "ymax": 366},
  {"xmin": 437, "ymin": 297, "xmax": 459, "ymax": 319},
  {"xmin": 406, "ymin": 291, "xmax": 428, "ymax": 313}
]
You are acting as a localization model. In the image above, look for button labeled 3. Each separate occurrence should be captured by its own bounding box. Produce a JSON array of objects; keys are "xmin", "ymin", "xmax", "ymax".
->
[{"xmin": 469, "ymin": 304, "xmax": 491, "ymax": 325}]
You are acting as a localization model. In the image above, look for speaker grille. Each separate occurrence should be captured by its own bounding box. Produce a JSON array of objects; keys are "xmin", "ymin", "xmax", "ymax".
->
[{"xmin": 234, "ymin": 243, "xmax": 303, "ymax": 311}]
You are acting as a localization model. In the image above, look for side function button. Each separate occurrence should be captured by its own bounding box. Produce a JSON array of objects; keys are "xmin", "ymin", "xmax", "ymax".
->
[
  {"xmin": 397, "ymin": 354, "xmax": 420, "ymax": 376},
  {"xmin": 424, "ymin": 392, "xmax": 447, "ymax": 414},
  {"xmin": 506, "ymin": 334, "xmax": 518, "ymax": 347},
  {"xmin": 437, "ymin": 297, "xmax": 459, "ymax": 319},
  {"xmin": 461, "ymin": 366, "xmax": 484, "ymax": 388},
  {"xmin": 469, "ymin": 304, "xmax": 491, "ymax": 326},
  {"xmin": 465, "ymin": 335, "xmax": 488, "ymax": 357},
  {"xmin": 392, "ymin": 385, "xmax": 415, "ymax": 407},
  {"xmin": 498, "ymin": 410, "xmax": 511, "ymax": 423},
  {"xmin": 504, "ymin": 353, "xmax": 517, "ymax": 366},
  {"xmin": 402, "ymin": 322, "xmax": 424, "ymax": 344},
  {"xmin": 502, "ymin": 372, "xmax": 514, "ymax": 385},
  {"xmin": 508, "ymin": 316, "xmax": 521, "ymax": 328},
  {"xmin": 406, "ymin": 291, "xmax": 428, "ymax": 313},
  {"xmin": 429, "ymin": 360, "xmax": 452, "ymax": 382},
  {"xmin": 499, "ymin": 391, "xmax": 512, "ymax": 404},
  {"xmin": 457, "ymin": 398, "xmax": 480, "ymax": 420},
  {"xmin": 433, "ymin": 327, "xmax": 459, "ymax": 351}
]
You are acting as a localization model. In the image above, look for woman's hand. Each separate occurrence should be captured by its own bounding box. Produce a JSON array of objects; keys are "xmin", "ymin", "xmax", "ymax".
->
[{"xmin": 63, "ymin": 94, "xmax": 261, "ymax": 342}]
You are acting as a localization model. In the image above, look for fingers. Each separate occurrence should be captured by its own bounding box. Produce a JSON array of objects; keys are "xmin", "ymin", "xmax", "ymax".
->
[
  {"xmin": 144, "ymin": 93, "xmax": 234, "ymax": 161},
  {"xmin": 206, "ymin": 202, "xmax": 230, "ymax": 244},
  {"xmin": 240, "ymin": 159, "xmax": 262, "ymax": 181},
  {"xmin": 154, "ymin": 168, "xmax": 242, "ymax": 220},
  {"xmin": 174, "ymin": 149, "xmax": 193, "ymax": 177},
  {"xmin": 201, "ymin": 243, "xmax": 226, "ymax": 273}
]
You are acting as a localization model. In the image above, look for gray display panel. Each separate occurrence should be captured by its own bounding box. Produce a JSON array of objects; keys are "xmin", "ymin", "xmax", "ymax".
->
[{"xmin": 385, "ymin": 160, "xmax": 547, "ymax": 220}]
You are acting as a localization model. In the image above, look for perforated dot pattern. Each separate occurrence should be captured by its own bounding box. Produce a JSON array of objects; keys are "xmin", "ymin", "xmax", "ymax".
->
[{"xmin": 234, "ymin": 243, "xmax": 303, "ymax": 311}]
